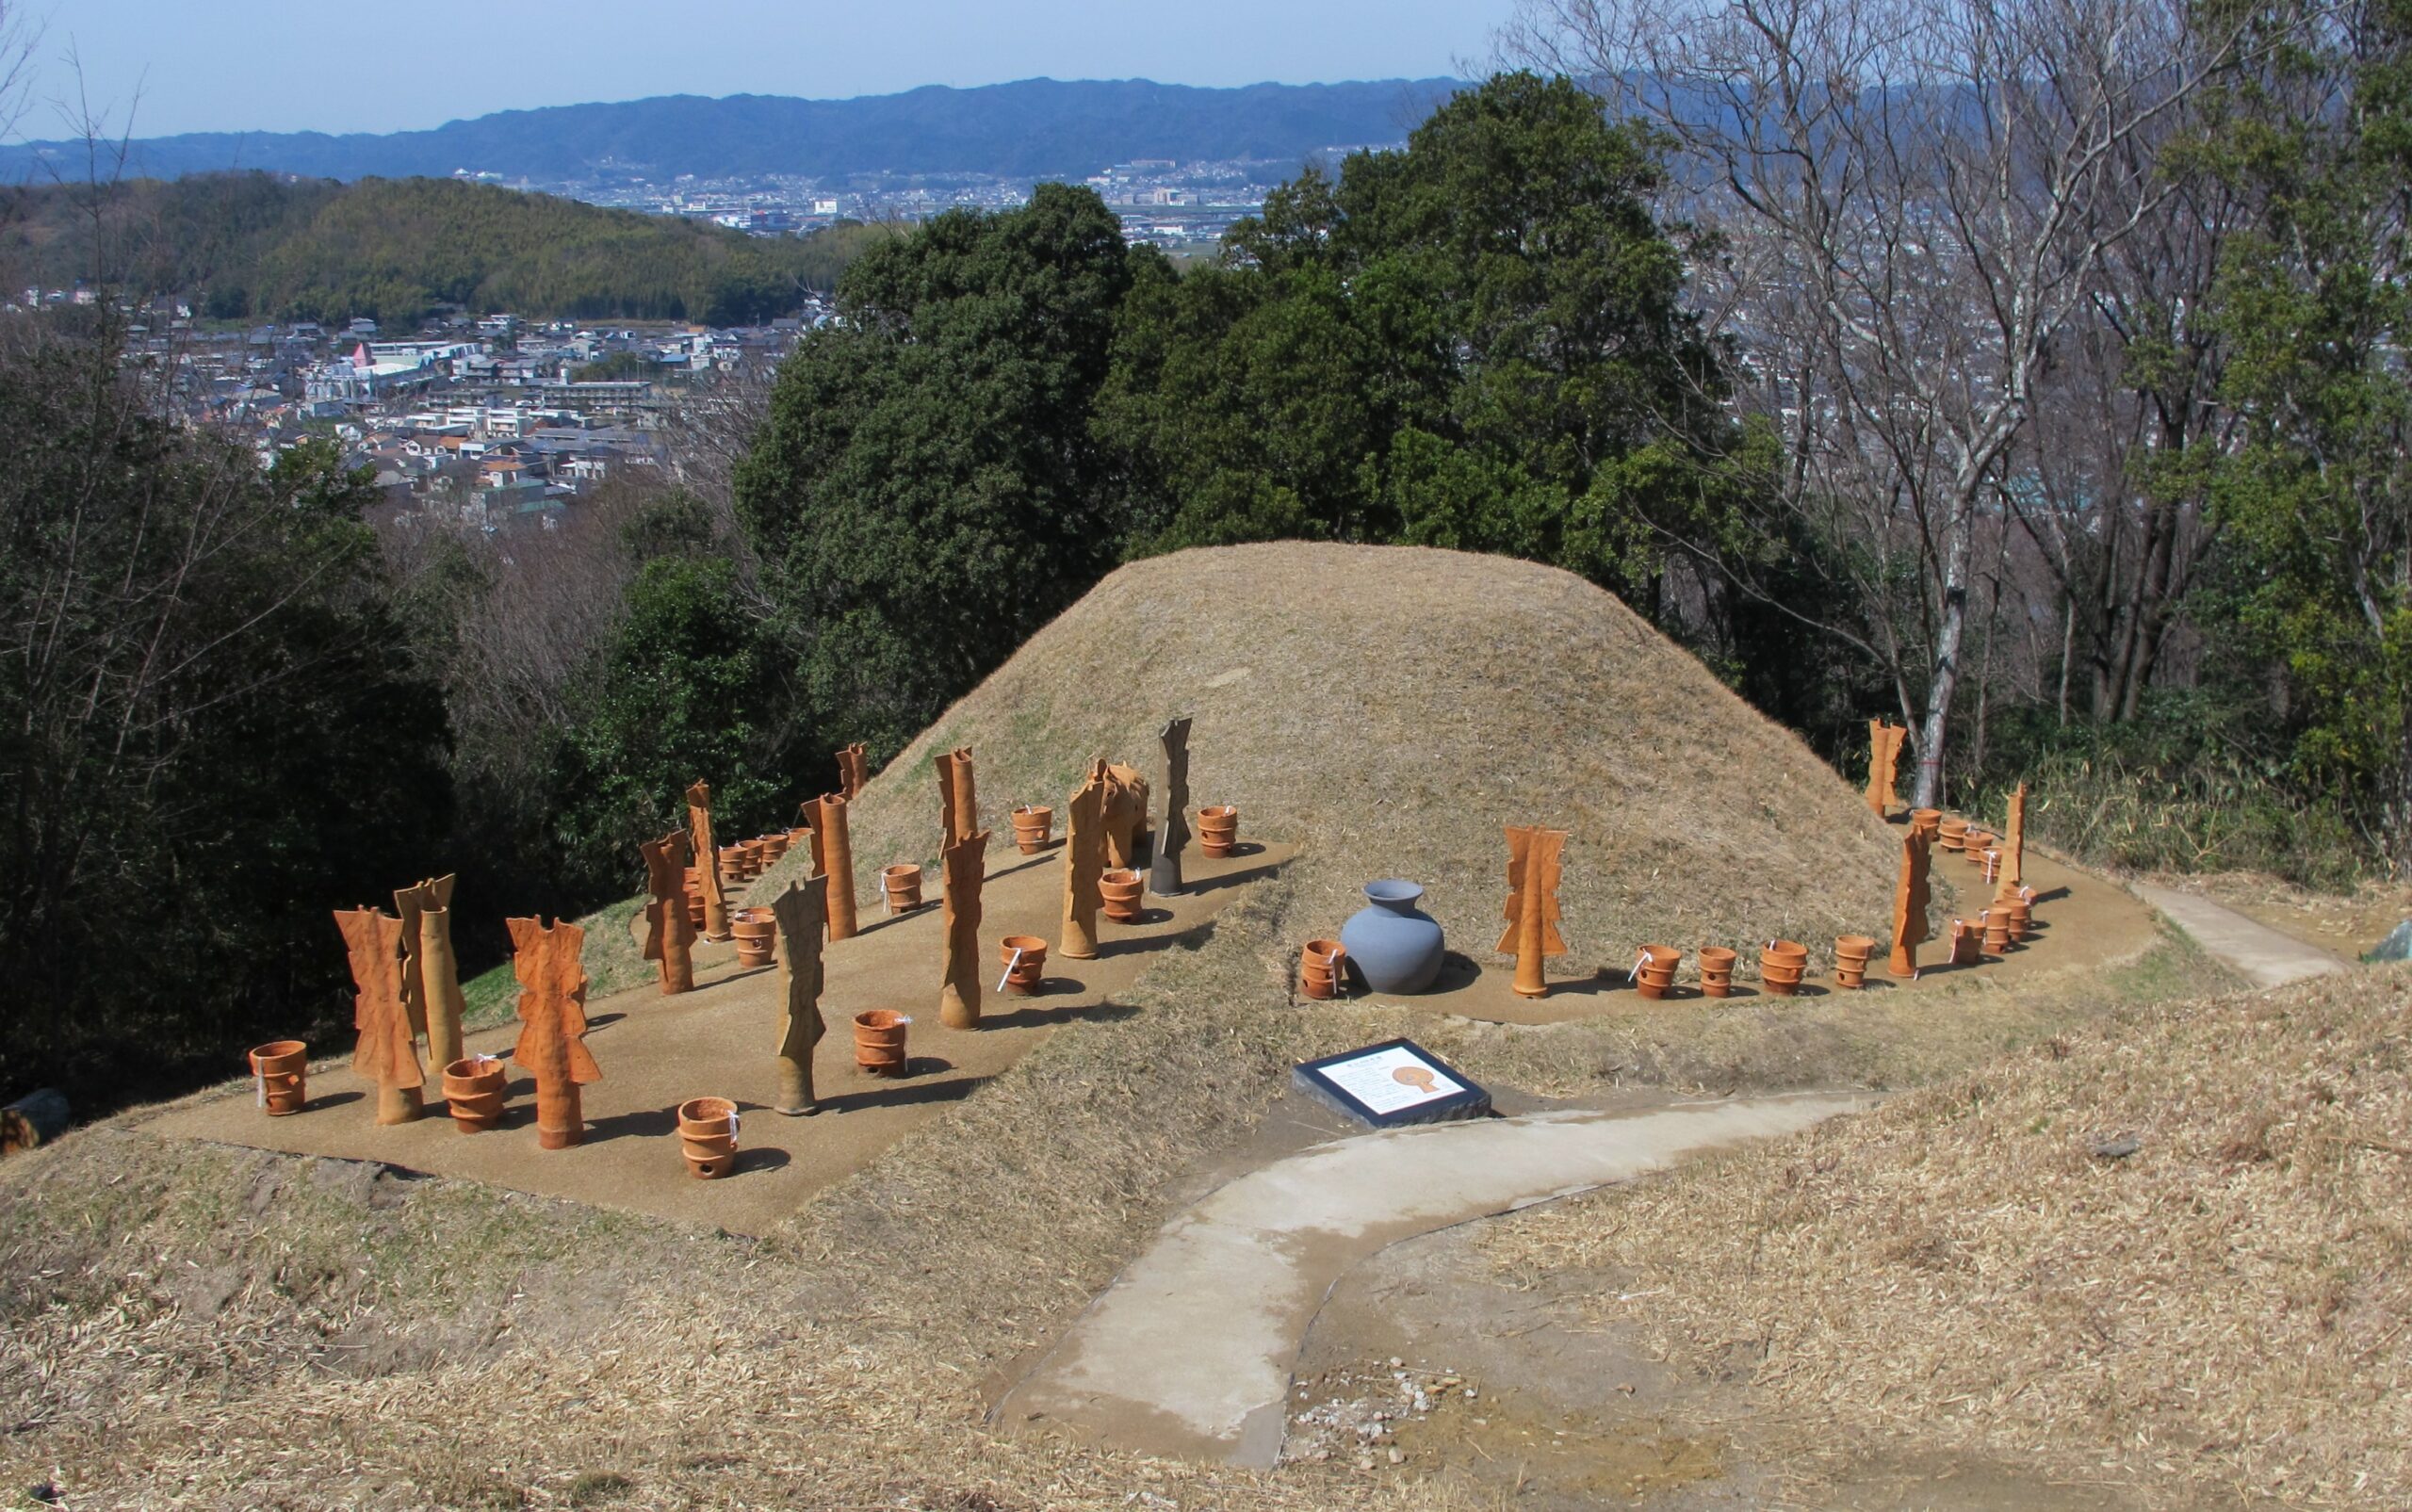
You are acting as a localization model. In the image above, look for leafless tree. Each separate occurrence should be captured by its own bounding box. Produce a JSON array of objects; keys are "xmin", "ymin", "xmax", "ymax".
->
[{"xmin": 1503, "ymin": 0, "xmax": 2255, "ymax": 805}]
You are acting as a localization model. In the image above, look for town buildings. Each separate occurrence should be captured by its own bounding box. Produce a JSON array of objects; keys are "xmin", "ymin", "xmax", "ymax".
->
[{"xmin": 95, "ymin": 299, "xmax": 830, "ymax": 534}]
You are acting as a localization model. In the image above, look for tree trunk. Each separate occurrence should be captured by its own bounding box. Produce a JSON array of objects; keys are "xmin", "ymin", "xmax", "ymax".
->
[
  {"xmin": 1912, "ymin": 498, "xmax": 1976, "ymax": 812},
  {"xmin": 2113, "ymin": 493, "xmax": 2177, "ymax": 720},
  {"xmin": 2058, "ymin": 590, "xmax": 2078, "ymax": 728},
  {"xmin": 2397, "ymin": 699, "xmax": 2412, "ymax": 874},
  {"xmin": 2092, "ymin": 515, "xmax": 2128, "ymax": 721}
]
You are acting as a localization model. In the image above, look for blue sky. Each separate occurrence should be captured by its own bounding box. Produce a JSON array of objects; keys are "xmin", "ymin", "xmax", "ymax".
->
[{"xmin": 38, "ymin": 1, "xmax": 1515, "ymax": 138}]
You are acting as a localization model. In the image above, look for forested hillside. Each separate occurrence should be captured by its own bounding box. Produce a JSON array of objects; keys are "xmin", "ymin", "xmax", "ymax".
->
[
  {"xmin": 5, "ymin": 173, "xmax": 871, "ymax": 324},
  {"xmin": 0, "ymin": 77, "xmax": 1461, "ymax": 184}
]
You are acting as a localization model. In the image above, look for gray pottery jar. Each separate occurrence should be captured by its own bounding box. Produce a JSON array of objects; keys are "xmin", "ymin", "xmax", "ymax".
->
[{"xmin": 1339, "ymin": 880, "xmax": 1446, "ymax": 993}]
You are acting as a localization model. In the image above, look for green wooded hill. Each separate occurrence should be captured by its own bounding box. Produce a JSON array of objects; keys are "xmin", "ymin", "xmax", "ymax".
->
[{"xmin": 8, "ymin": 172, "xmax": 878, "ymax": 325}]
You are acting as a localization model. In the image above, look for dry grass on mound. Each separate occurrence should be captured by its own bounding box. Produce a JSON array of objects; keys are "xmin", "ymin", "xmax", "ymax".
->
[
  {"xmin": 756, "ymin": 543, "xmax": 1929, "ymax": 981},
  {"xmin": 0, "ymin": 1129, "xmax": 1469, "ymax": 1512},
  {"xmin": 719, "ymin": 541, "xmax": 2018, "ymax": 1390},
  {"xmin": 1479, "ymin": 964, "xmax": 2412, "ymax": 1508}
]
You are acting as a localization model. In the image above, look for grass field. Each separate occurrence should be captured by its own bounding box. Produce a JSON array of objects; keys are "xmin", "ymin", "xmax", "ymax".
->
[{"xmin": 1480, "ymin": 962, "xmax": 2412, "ymax": 1508}]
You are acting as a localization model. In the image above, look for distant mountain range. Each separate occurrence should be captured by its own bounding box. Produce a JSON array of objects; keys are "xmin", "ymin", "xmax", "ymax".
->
[{"xmin": 5, "ymin": 77, "xmax": 1466, "ymax": 185}]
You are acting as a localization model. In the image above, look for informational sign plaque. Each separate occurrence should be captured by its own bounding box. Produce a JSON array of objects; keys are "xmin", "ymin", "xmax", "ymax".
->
[{"xmin": 1292, "ymin": 1037, "xmax": 1491, "ymax": 1128}]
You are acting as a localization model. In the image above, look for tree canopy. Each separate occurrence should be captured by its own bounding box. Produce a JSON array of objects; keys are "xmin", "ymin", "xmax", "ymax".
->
[
  {"xmin": 1097, "ymin": 73, "xmax": 1748, "ymax": 611},
  {"xmin": 734, "ymin": 182, "xmax": 1149, "ymax": 754}
]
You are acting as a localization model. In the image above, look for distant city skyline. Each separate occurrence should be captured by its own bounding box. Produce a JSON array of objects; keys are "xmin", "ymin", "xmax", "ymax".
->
[{"xmin": 32, "ymin": 1, "xmax": 1513, "ymax": 140}]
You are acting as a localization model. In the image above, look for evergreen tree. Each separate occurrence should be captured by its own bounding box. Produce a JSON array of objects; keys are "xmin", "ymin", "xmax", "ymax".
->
[{"xmin": 734, "ymin": 183, "xmax": 1149, "ymax": 755}]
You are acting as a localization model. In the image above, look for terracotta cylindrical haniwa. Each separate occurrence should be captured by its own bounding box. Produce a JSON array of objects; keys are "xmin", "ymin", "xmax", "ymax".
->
[
  {"xmin": 882, "ymin": 863, "xmax": 923, "ymax": 912},
  {"xmin": 1633, "ymin": 944, "xmax": 1682, "ymax": 1000},
  {"xmin": 998, "ymin": 935, "xmax": 1048, "ymax": 994},
  {"xmin": 759, "ymin": 832, "xmax": 790, "ymax": 864},
  {"xmin": 677, "ymin": 1095, "xmax": 738, "ymax": 1130},
  {"xmin": 853, "ymin": 1010, "xmax": 910, "ymax": 1076},
  {"xmin": 732, "ymin": 906, "xmax": 777, "ymax": 968},
  {"xmin": 1981, "ymin": 909, "xmax": 2012, "ymax": 956},
  {"xmin": 1010, "ymin": 805, "xmax": 1054, "ymax": 855},
  {"xmin": 1759, "ymin": 940, "xmax": 1806, "ymax": 997},
  {"xmin": 811, "ymin": 791, "xmax": 861, "ymax": 942},
  {"xmin": 249, "ymin": 1039, "xmax": 309, "ymax": 1115},
  {"xmin": 1695, "ymin": 946, "xmax": 1737, "ymax": 999},
  {"xmin": 2000, "ymin": 900, "xmax": 2033, "ymax": 943},
  {"xmin": 1963, "ymin": 830, "xmax": 1995, "ymax": 861},
  {"xmin": 1951, "ymin": 919, "xmax": 1983, "ymax": 966},
  {"xmin": 1197, "ymin": 805, "xmax": 1239, "ymax": 859},
  {"xmin": 535, "ymin": 1084, "xmax": 583, "ymax": 1149},
  {"xmin": 1910, "ymin": 808, "xmax": 1943, "ymax": 840},
  {"xmin": 1936, "ymin": 817, "xmax": 1969, "ymax": 853},
  {"xmin": 1100, "ymin": 868, "xmax": 1144, "ymax": 923},
  {"xmin": 440, "ymin": 1055, "xmax": 509, "ymax": 1132},
  {"xmin": 677, "ymin": 1096, "xmax": 740, "ymax": 1179},
  {"xmin": 1833, "ymin": 935, "xmax": 1875, "ymax": 990},
  {"xmin": 1300, "ymin": 938, "xmax": 1346, "ymax": 1000}
]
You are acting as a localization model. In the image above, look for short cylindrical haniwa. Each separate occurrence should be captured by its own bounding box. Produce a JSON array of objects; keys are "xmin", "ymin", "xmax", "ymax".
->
[
  {"xmin": 1300, "ymin": 938, "xmax": 1346, "ymax": 1000},
  {"xmin": 249, "ymin": 1040, "xmax": 309, "ymax": 1116},
  {"xmin": 1633, "ymin": 944, "xmax": 1681, "ymax": 1000},
  {"xmin": 1197, "ymin": 805, "xmax": 1239, "ymax": 858},
  {"xmin": 2000, "ymin": 899, "xmax": 2033, "ymax": 943},
  {"xmin": 1951, "ymin": 919, "xmax": 1983, "ymax": 965},
  {"xmin": 998, "ymin": 935, "xmax": 1048, "ymax": 994},
  {"xmin": 676, "ymin": 1096, "xmax": 740, "ymax": 1179},
  {"xmin": 441, "ymin": 1055, "xmax": 508, "ymax": 1132},
  {"xmin": 853, "ymin": 1010, "xmax": 910, "ymax": 1076},
  {"xmin": 732, "ymin": 905, "xmax": 777, "ymax": 968},
  {"xmin": 1695, "ymin": 946, "xmax": 1737, "ymax": 999},
  {"xmin": 1833, "ymin": 934, "xmax": 1875, "ymax": 990},
  {"xmin": 1759, "ymin": 940, "xmax": 1806, "ymax": 997},
  {"xmin": 1010, "ymin": 805, "xmax": 1054, "ymax": 855},
  {"xmin": 1100, "ymin": 868, "xmax": 1144, "ymax": 923},
  {"xmin": 882, "ymin": 862, "xmax": 924, "ymax": 912}
]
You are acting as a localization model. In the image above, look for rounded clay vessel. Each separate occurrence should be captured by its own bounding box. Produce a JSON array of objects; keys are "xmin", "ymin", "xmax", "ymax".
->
[{"xmin": 1339, "ymin": 880, "xmax": 1446, "ymax": 994}]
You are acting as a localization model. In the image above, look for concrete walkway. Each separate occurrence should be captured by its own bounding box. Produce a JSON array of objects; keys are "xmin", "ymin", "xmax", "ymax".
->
[
  {"xmin": 2132, "ymin": 883, "xmax": 2353, "ymax": 989},
  {"xmin": 995, "ymin": 1093, "xmax": 1861, "ymax": 1466}
]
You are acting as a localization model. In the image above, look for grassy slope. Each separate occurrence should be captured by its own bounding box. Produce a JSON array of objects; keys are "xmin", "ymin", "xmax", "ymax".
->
[
  {"xmin": 0, "ymin": 542, "xmax": 2239, "ymax": 1507},
  {"xmin": 1481, "ymin": 962, "xmax": 2412, "ymax": 1507}
]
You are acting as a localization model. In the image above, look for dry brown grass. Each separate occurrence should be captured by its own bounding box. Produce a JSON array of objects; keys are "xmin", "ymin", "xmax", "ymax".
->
[
  {"xmin": 0, "ymin": 543, "xmax": 2224, "ymax": 1508},
  {"xmin": 2146, "ymin": 870, "xmax": 2412, "ymax": 967},
  {"xmin": 1478, "ymin": 963, "xmax": 2412, "ymax": 1508},
  {"xmin": 0, "ymin": 1128, "xmax": 1468, "ymax": 1511}
]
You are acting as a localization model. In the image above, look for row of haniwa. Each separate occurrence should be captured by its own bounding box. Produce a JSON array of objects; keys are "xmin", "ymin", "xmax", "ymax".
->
[
  {"xmin": 1292, "ymin": 782, "xmax": 2037, "ymax": 1001},
  {"xmin": 244, "ymin": 723, "xmax": 1239, "ymax": 1181}
]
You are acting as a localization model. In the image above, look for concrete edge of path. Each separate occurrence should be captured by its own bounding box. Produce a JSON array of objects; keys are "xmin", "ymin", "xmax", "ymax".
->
[
  {"xmin": 991, "ymin": 1091, "xmax": 1868, "ymax": 1467},
  {"xmin": 2128, "ymin": 881, "xmax": 2353, "ymax": 990}
]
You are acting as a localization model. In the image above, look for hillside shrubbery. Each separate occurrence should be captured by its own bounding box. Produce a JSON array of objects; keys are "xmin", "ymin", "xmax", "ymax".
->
[
  {"xmin": 0, "ymin": 332, "xmax": 451, "ymax": 1110},
  {"xmin": 9, "ymin": 172, "xmax": 879, "ymax": 325}
]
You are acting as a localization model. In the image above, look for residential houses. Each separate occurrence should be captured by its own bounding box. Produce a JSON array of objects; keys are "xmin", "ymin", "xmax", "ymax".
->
[{"xmin": 114, "ymin": 301, "xmax": 826, "ymax": 534}]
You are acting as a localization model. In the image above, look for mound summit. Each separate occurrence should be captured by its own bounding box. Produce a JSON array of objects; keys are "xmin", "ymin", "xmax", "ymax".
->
[{"xmin": 835, "ymin": 543, "xmax": 1910, "ymax": 977}]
